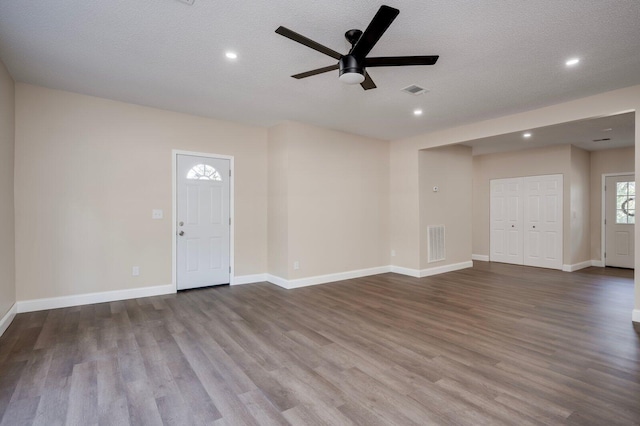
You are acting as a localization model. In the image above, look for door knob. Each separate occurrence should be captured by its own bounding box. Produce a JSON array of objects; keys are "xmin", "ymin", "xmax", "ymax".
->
[{"xmin": 178, "ymin": 231, "xmax": 184, "ymax": 236}]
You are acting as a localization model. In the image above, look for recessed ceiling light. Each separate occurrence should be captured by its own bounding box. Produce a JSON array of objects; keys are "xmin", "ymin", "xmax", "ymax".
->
[
  {"xmin": 523, "ymin": 132, "xmax": 532, "ymax": 138},
  {"xmin": 565, "ymin": 58, "xmax": 580, "ymax": 67},
  {"xmin": 413, "ymin": 109, "xmax": 423, "ymax": 116},
  {"xmin": 225, "ymin": 52, "xmax": 238, "ymax": 60},
  {"xmin": 602, "ymin": 128, "xmax": 613, "ymax": 132}
]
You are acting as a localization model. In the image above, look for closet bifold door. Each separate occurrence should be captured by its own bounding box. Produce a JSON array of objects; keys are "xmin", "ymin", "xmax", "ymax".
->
[
  {"xmin": 490, "ymin": 177, "xmax": 524, "ymax": 265},
  {"xmin": 522, "ymin": 174, "xmax": 563, "ymax": 270},
  {"xmin": 490, "ymin": 174, "xmax": 563, "ymax": 269}
]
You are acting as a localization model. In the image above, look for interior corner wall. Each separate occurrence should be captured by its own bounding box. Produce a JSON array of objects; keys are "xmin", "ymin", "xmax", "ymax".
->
[
  {"xmin": 419, "ymin": 145, "xmax": 472, "ymax": 269},
  {"xmin": 390, "ymin": 141, "xmax": 421, "ymax": 270},
  {"xmin": 569, "ymin": 145, "xmax": 591, "ymax": 265},
  {"xmin": 0, "ymin": 60, "xmax": 15, "ymax": 320},
  {"xmin": 267, "ymin": 121, "xmax": 390, "ymax": 281},
  {"xmin": 267, "ymin": 123, "xmax": 290, "ymax": 279},
  {"xmin": 590, "ymin": 146, "xmax": 635, "ymax": 261},
  {"xmin": 471, "ymin": 145, "xmax": 572, "ymax": 261},
  {"xmin": 14, "ymin": 84, "xmax": 268, "ymax": 301}
]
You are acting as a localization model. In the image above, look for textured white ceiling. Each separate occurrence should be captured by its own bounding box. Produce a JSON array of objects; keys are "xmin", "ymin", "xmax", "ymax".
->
[
  {"xmin": 0, "ymin": 1, "xmax": 639, "ymax": 140},
  {"xmin": 461, "ymin": 112, "xmax": 635, "ymax": 156}
]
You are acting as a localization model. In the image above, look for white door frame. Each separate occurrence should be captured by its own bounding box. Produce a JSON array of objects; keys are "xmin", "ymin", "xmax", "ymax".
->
[
  {"xmin": 172, "ymin": 149, "xmax": 235, "ymax": 290},
  {"xmin": 601, "ymin": 172, "xmax": 634, "ymax": 267}
]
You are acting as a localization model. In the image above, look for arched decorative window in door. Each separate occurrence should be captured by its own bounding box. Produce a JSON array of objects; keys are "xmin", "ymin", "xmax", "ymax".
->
[
  {"xmin": 186, "ymin": 164, "xmax": 222, "ymax": 181},
  {"xmin": 616, "ymin": 181, "xmax": 635, "ymax": 224}
]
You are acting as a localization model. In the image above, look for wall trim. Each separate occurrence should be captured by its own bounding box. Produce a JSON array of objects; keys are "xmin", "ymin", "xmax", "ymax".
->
[
  {"xmin": 561, "ymin": 260, "xmax": 604, "ymax": 270},
  {"xmin": 17, "ymin": 284, "xmax": 175, "ymax": 313},
  {"xmin": 390, "ymin": 266, "xmax": 421, "ymax": 277},
  {"xmin": 0, "ymin": 303, "xmax": 17, "ymax": 338},
  {"xmin": 267, "ymin": 266, "xmax": 392, "ymax": 290},
  {"xmin": 419, "ymin": 261, "xmax": 473, "ymax": 277},
  {"xmin": 633, "ymin": 309, "xmax": 640, "ymax": 324},
  {"xmin": 471, "ymin": 254, "xmax": 489, "ymax": 262},
  {"xmin": 233, "ymin": 274, "xmax": 268, "ymax": 285},
  {"xmin": 562, "ymin": 260, "xmax": 594, "ymax": 272}
]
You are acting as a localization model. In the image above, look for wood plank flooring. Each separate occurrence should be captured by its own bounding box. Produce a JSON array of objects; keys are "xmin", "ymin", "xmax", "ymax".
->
[{"xmin": 1, "ymin": 262, "xmax": 639, "ymax": 425}]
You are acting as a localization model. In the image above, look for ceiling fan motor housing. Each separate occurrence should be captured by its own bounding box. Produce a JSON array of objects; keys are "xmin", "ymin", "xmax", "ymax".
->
[{"xmin": 339, "ymin": 55, "xmax": 365, "ymax": 84}]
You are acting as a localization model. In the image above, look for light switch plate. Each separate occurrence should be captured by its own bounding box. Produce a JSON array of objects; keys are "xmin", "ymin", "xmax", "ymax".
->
[{"xmin": 152, "ymin": 209, "xmax": 163, "ymax": 219}]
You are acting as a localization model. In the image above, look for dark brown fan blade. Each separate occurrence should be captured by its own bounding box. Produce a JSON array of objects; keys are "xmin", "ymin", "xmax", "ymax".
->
[
  {"xmin": 350, "ymin": 5, "xmax": 399, "ymax": 59},
  {"xmin": 292, "ymin": 64, "xmax": 339, "ymax": 79},
  {"xmin": 366, "ymin": 55, "xmax": 439, "ymax": 67},
  {"xmin": 276, "ymin": 26, "xmax": 342, "ymax": 60},
  {"xmin": 360, "ymin": 71, "xmax": 377, "ymax": 90}
]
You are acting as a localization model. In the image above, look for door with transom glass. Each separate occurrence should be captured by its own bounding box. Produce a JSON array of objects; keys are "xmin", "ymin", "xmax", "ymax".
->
[
  {"xmin": 176, "ymin": 154, "xmax": 231, "ymax": 289},
  {"xmin": 605, "ymin": 175, "xmax": 635, "ymax": 268}
]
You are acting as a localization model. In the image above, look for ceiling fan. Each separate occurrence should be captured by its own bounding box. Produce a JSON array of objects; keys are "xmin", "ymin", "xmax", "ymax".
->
[{"xmin": 275, "ymin": 5, "xmax": 439, "ymax": 90}]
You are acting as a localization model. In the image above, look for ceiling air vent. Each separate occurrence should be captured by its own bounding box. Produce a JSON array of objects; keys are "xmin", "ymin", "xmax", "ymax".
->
[
  {"xmin": 401, "ymin": 84, "xmax": 429, "ymax": 96},
  {"xmin": 592, "ymin": 138, "xmax": 611, "ymax": 142}
]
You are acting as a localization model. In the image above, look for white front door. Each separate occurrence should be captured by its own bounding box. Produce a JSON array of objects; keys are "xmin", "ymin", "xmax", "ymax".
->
[
  {"xmin": 605, "ymin": 175, "xmax": 635, "ymax": 268},
  {"xmin": 523, "ymin": 174, "xmax": 563, "ymax": 270},
  {"xmin": 490, "ymin": 178, "xmax": 524, "ymax": 264},
  {"xmin": 176, "ymin": 154, "xmax": 231, "ymax": 290}
]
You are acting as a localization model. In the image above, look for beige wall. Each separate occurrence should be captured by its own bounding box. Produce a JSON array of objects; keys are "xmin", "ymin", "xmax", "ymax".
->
[
  {"xmin": 570, "ymin": 146, "xmax": 591, "ymax": 264},
  {"xmin": 269, "ymin": 121, "xmax": 390, "ymax": 280},
  {"xmin": 15, "ymin": 84, "xmax": 268, "ymax": 301},
  {"xmin": 472, "ymin": 145, "xmax": 572, "ymax": 262},
  {"xmin": 419, "ymin": 145, "xmax": 472, "ymax": 269},
  {"xmin": 590, "ymin": 147, "xmax": 635, "ymax": 261},
  {"xmin": 0, "ymin": 60, "xmax": 15, "ymax": 318},
  {"xmin": 267, "ymin": 123, "xmax": 290, "ymax": 279}
]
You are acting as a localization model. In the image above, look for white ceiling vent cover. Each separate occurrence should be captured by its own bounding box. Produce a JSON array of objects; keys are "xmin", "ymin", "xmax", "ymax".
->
[
  {"xmin": 428, "ymin": 225, "xmax": 445, "ymax": 263},
  {"xmin": 401, "ymin": 84, "xmax": 429, "ymax": 95}
]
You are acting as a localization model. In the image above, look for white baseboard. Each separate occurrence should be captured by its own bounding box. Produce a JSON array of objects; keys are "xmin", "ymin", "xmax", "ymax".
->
[
  {"xmin": 233, "ymin": 274, "xmax": 268, "ymax": 285},
  {"xmin": 0, "ymin": 303, "xmax": 17, "ymax": 338},
  {"xmin": 471, "ymin": 254, "xmax": 489, "ymax": 262},
  {"xmin": 17, "ymin": 284, "xmax": 176, "ymax": 313},
  {"xmin": 265, "ymin": 274, "xmax": 289, "ymax": 288},
  {"xmin": 389, "ymin": 266, "xmax": 421, "ymax": 278},
  {"xmin": 562, "ymin": 260, "xmax": 602, "ymax": 272},
  {"xmin": 633, "ymin": 309, "xmax": 640, "ymax": 324},
  {"xmin": 419, "ymin": 261, "xmax": 473, "ymax": 277},
  {"xmin": 591, "ymin": 259, "xmax": 604, "ymax": 267},
  {"xmin": 267, "ymin": 266, "xmax": 392, "ymax": 290}
]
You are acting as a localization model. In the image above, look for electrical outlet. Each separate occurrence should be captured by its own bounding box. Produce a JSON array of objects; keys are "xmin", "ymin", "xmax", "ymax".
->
[
  {"xmin": 391, "ymin": 250, "xmax": 396, "ymax": 257},
  {"xmin": 152, "ymin": 209, "xmax": 163, "ymax": 219},
  {"xmin": 293, "ymin": 261, "xmax": 300, "ymax": 270},
  {"xmin": 132, "ymin": 266, "xmax": 140, "ymax": 276}
]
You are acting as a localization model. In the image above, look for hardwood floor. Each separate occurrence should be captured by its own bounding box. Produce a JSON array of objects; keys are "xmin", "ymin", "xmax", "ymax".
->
[{"xmin": 1, "ymin": 262, "xmax": 639, "ymax": 425}]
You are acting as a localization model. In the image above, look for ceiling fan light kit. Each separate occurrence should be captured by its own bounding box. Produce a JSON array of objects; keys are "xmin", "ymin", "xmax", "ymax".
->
[
  {"xmin": 338, "ymin": 55, "xmax": 365, "ymax": 84},
  {"xmin": 276, "ymin": 5, "xmax": 439, "ymax": 90}
]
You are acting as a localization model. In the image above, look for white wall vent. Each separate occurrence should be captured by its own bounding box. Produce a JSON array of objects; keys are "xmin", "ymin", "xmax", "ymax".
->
[
  {"xmin": 401, "ymin": 84, "xmax": 429, "ymax": 96},
  {"xmin": 428, "ymin": 225, "xmax": 445, "ymax": 263}
]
